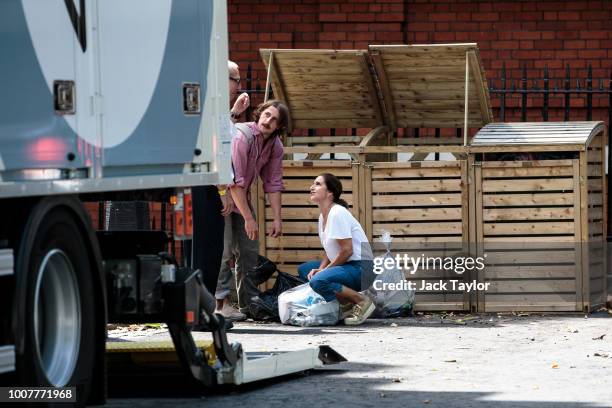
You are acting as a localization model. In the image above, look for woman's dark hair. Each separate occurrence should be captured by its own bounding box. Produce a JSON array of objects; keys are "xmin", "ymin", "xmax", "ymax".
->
[
  {"xmin": 320, "ymin": 173, "xmax": 349, "ymax": 208},
  {"xmin": 252, "ymin": 99, "xmax": 291, "ymax": 138}
]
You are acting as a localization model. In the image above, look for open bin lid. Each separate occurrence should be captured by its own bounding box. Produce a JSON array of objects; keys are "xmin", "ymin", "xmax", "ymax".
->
[
  {"xmin": 368, "ymin": 43, "xmax": 493, "ymax": 129},
  {"xmin": 471, "ymin": 121, "xmax": 605, "ymax": 151},
  {"xmin": 261, "ymin": 43, "xmax": 493, "ymax": 132},
  {"xmin": 259, "ymin": 49, "xmax": 385, "ymax": 131}
]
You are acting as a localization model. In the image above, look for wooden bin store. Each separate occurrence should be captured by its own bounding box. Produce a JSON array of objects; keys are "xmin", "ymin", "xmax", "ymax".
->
[
  {"xmin": 255, "ymin": 44, "xmax": 607, "ymax": 312},
  {"xmin": 469, "ymin": 122, "xmax": 607, "ymax": 312}
]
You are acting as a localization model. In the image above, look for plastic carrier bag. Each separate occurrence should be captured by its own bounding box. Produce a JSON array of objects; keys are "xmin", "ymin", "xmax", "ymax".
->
[
  {"xmin": 367, "ymin": 231, "xmax": 414, "ymax": 317},
  {"xmin": 278, "ymin": 283, "xmax": 340, "ymax": 326}
]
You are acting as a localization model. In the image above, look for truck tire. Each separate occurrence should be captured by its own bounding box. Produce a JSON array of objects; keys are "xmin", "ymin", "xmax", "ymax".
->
[{"xmin": 14, "ymin": 203, "xmax": 96, "ymax": 405}]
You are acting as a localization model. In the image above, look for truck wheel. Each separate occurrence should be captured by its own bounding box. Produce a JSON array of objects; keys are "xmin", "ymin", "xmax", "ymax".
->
[{"xmin": 15, "ymin": 204, "xmax": 95, "ymax": 404}]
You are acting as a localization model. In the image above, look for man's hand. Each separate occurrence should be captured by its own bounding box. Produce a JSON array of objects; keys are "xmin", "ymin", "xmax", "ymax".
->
[
  {"xmin": 244, "ymin": 217, "xmax": 259, "ymax": 241},
  {"xmin": 267, "ymin": 219, "xmax": 282, "ymax": 238},
  {"xmin": 232, "ymin": 92, "xmax": 250, "ymax": 116},
  {"xmin": 307, "ymin": 268, "xmax": 321, "ymax": 280},
  {"xmin": 220, "ymin": 194, "xmax": 233, "ymax": 216}
]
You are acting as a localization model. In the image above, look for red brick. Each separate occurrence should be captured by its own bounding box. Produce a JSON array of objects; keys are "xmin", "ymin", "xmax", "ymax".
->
[
  {"xmin": 541, "ymin": 31, "xmax": 556, "ymax": 40},
  {"xmin": 543, "ymin": 11, "xmax": 558, "ymax": 20},
  {"xmin": 565, "ymin": 21, "xmax": 590, "ymax": 30},
  {"xmin": 368, "ymin": 3, "xmax": 382, "ymax": 12},
  {"xmin": 535, "ymin": 60, "xmax": 563, "ymax": 69},
  {"xmin": 368, "ymin": 23, "xmax": 401, "ymax": 31},
  {"xmin": 519, "ymin": 40, "xmax": 534, "ymax": 49},
  {"xmin": 434, "ymin": 3, "xmax": 450, "ymax": 12},
  {"xmin": 347, "ymin": 13, "xmax": 378, "ymax": 22},
  {"xmin": 451, "ymin": 2, "xmax": 479, "ymax": 12},
  {"xmin": 556, "ymin": 30, "xmax": 579, "ymax": 40},
  {"xmin": 536, "ymin": 1, "xmax": 571, "ymax": 11},
  {"xmin": 409, "ymin": 22, "xmax": 435, "ymax": 31},
  {"xmin": 318, "ymin": 3, "xmax": 339, "ymax": 12},
  {"xmin": 375, "ymin": 13, "xmax": 404, "ymax": 22},
  {"xmin": 233, "ymin": 32, "xmax": 258, "ymax": 41},
  {"xmin": 492, "ymin": 40, "xmax": 519, "ymax": 49},
  {"xmin": 350, "ymin": 32, "xmax": 376, "ymax": 41},
  {"xmin": 512, "ymin": 50, "xmax": 541, "ymax": 59},
  {"xmin": 295, "ymin": 5, "xmax": 317, "ymax": 13},
  {"xmin": 319, "ymin": 13, "xmax": 347, "ymax": 22},
  {"xmin": 493, "ymin": 2, "xmax": 523, "ymax": 12},
  {"xmin": 564, "ymin": 40, "xmax": 586, "ymax": 49},
  {"xmin": 579, "ymin": 49, "xmax": 608, "ymax": 59},
  {"xmin": 432, "ymin": 12, "xmax": 457, "ymax": 21},
  {"xmin": 253, "ymin": 4, "xmax": 280, "ymax": 14},
  {"xmin": 275, "ymin": 14, "xmax": 302, "ymax": 23},
  {"xmin": 558, "ymin": 11, "xmax": 581, "ymax": 20},
  {"xmin": 435, "ymin": 22, "xmax": 451, "ymax": 31},
  {"xmin": 555, "ymin": 50, "xmax": 579, "ymax": 59},
  {"xmin": 433, "ymin": 32, "xmax": 456, "ymax": 42},
  {"xmin": 536, "ymin": 21, "xmax": 566, "ymax": 30},
  {"xmin": 319, "ymin": 32, "xmax": 346, "ymax": 41},
  {"xmin": 375, "ymin": 31, "xmax": 404, "ymax": 42},
  {"xmin": 472, "ymin": 12, "xmax": 500, "ymax": 21},
  {"xmin": 579, "ymin": 31, "xmax": 609, "ymax": 39},
  {"xmin": 512, "ymin": 31, "xmax": 541, "ymax": 40}
]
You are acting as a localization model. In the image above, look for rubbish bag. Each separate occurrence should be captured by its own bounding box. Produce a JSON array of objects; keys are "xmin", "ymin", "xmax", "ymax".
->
[
  {"xmin": 366, "ymin": 251, "xmax": 414, "ymax": 317},
  {"xmin": 366, "ymin": 231, "xmax": 414, "ymax": 317},
  {"xmin": 250, "ymin": 255, "xmax": 277, "ymax": 286},
  {"xmin": 278, "ymin": 283, "xmax": 340, "ymax": 326},
  {"xmin": 249, "ymin": 271, "xmax": 305, "ymax": 321}
]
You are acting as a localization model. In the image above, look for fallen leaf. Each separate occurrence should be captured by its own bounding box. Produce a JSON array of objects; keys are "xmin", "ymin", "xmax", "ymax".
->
[
  {"xmin": 552, "ymin": 362, "xmax": 559, "ymax": 369},
  {"xmin": 594, "ymin": 352, "xmax": 609, "ymax": 358},
  {"xmin": 444, "ymin": 359, "xmax": 457, "ymax": 363},
  {"xmin": 423, "ymin": 400, "xmax": 431, "ymax": 404},
  {"xmin": 392, "ymin": 378, "xmax": 401, "ymax": 383},
  {"xmin": 592, "ymin": 334, "xmax": 606, "ymax": 340}
]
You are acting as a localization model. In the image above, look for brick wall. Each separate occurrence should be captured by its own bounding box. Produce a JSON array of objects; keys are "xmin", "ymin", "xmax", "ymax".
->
[{"xmin": 228, "ymin": 0, "xmax": 612, "ymax": 124}]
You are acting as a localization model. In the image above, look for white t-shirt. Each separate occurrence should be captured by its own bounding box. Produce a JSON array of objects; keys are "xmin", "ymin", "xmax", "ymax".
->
[{"xmin": 318, "ymin": 204, "xmax": 371, "ymax": 262}]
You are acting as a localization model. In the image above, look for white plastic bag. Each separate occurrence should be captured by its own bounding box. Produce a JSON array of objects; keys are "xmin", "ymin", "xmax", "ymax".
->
[
  {"xmin": 367, "ymin": 231, "xmax": 415, "ymax": 317},
  {"xmin": 278, "ymin": 283, "xmax": 340, "ymax": 326}
]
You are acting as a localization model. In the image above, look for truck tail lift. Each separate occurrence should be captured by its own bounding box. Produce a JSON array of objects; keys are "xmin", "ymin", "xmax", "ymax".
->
[{"xmin": 101, "ymin": 230, "xmax": 345, "ymax": 388}]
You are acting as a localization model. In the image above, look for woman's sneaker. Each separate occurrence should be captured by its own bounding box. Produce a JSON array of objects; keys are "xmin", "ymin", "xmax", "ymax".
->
[
  {"xmin": 344, "ymin": 297, "xmax": 375, "ymax": 326},
  {"xmin": 339, "ymin": 303, "xmax": 355, "ymax": 319}
]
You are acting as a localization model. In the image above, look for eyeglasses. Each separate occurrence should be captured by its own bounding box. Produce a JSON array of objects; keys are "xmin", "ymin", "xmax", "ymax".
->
[{"xmin": 229, "ymin": 76, "xmax": 241, "ymax": 85}]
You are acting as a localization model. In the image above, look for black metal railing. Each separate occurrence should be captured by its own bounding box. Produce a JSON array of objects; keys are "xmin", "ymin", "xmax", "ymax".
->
[{"xmin": 490, "ymin": 63, "xmax": 612, "ymax": 125}]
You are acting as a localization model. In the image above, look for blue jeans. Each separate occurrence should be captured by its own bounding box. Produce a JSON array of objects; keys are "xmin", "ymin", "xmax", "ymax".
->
[{"xmin": 298, "ymin": 260, "xmax": 366, "ymax": 302}]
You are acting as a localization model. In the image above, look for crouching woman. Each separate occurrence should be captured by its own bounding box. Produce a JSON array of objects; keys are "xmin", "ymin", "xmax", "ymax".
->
[{"xmin": 298, "ymin": 173, "xmax": 375, "ymax": 325}]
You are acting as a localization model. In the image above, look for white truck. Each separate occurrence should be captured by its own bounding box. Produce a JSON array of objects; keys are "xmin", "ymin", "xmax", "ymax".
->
[{"xmin": 0, "ymin": 1, "xmax": 342, "ymax": 405}]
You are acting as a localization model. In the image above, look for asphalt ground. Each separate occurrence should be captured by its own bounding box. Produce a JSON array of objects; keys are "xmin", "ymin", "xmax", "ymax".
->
[{"xmin": 105, "ymin": 311, "xmax": 612, "ymax": 408}]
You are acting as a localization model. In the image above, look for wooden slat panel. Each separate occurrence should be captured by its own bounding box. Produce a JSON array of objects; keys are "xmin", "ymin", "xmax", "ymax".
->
[
  {"xmin": 267, "ymin": 250, "xmax": 322, "ymax": 263},
  {"xmin": 482, "ymin": 178, "xmax": 574, "ymax": 192},
  {"xmin": 486, "ymin": 280, "xmax": 576, "ymax": 293},
  {"xmin": 373, "ymin": 222, "xmax": 463, "ymax": 235},
  {"xmin": 283, "ymin": 178, "xmax": 353, "ymax": 191},
  {"xmin": 373, "ymin": 193, "xmax": 462, "ymax": 207},
  {"xmin": 485, "ymin": 264, "xmax": 576, "ymax": 279},
  {"xmin": 482, "ymin": 193, "xmax": 574, "ymax": 206},
  {"xmin": 485, "ymin": 250, "xmax": 576, "ymax": 264},
  {"xmin": 372, "ymin": 167, "xmax": 462, "ymax": 179},
  {"xmin": 372, "ymin": 179, "xmax": 461, "ymax": 193},
  {"xmin": 373, "ymin": 208, "xmax": 462, "ymax": 221},
  {"xmin": 283, "ymin": 193, "xmax": 353, "ymax": 206},
  {"xmin": 483, "ymin": 207, "xmax": 574, "ymax": 221},
  {"xmin": 482, "ymin": 166, "xmax": 573, "ymax": 178},
  {"xmin": 484, "ymin": 222, "xmax": 574, "ymax": 235},
  {"xmin": 266, "ymin": 236, "xmax": 322, "ymax": 249},
  {"xmin": 265, "ymin": 207, "xmax": 320, "ymax": 220}
]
